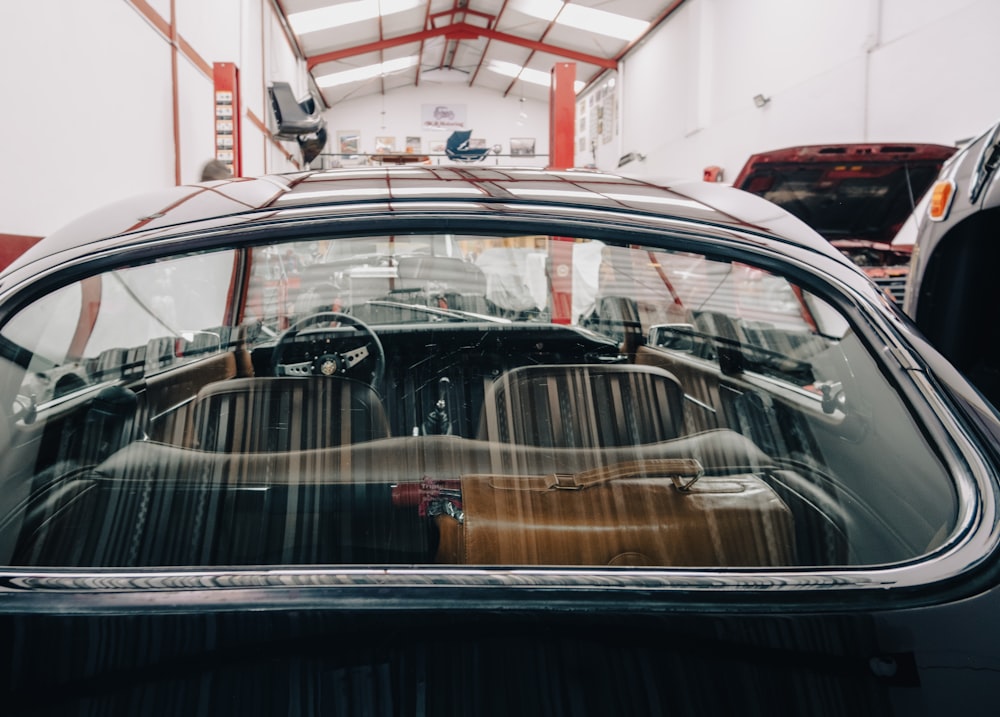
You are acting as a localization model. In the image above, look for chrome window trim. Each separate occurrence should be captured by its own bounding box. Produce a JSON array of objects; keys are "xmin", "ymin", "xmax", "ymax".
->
[{"xmin": 0, "ymin": 210, "xmax": 994, "ymax": 610}]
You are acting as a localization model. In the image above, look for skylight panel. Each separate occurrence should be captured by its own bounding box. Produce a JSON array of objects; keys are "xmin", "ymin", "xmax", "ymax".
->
[
  {"xmin": 316, "ymin": 56, "xmax": 418, "ymax": 88},
  {"xmin": 558, "ymin": 4, "xmax": 649, "ymax": 41},
  {"xmin": 511, "ymin": 0, "xmax": 563, "ymax": 22},
  {"xmin": 511, "ymin": 0, "xmax": 649, "ymax": 42},
  {"xmin": 487, "ymin": 61, "xmax": 585, "ymax": 93},
  {"xmin": 289, "ymin": 0, "xmax": 422, "ymax": 34}
]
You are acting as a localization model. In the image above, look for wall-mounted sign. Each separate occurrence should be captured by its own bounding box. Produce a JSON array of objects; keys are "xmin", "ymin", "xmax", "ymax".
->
[
  {"xmin": 213, "ymin": 63, "xmax": 241, "ymax": 176},
  {"xmin": 422, "ymin": 104, "xmax": 466, "ymax": 130}
]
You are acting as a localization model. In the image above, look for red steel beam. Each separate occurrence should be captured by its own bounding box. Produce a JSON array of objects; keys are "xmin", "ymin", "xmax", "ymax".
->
[
  {"xmin": 437, "ymin": 0, "xmax": 461, "ymax": 70},
  {"xmin": 307, "ymin": 22, "xmax": 615, "ymax": 70},
  {"xmin": 468, "ymin": 0, "xmax": 509, "ymax": 86},
  {"xmin": 414, "ymin": 0, "xmax": 434, "ymax": 87},
  {"xmin": 429, "ymin": 7, "xmax": 495, "ymax": 26},
  {"xmin": 502, "ymin": 8, "xmax": 559, "ymax": 98}
]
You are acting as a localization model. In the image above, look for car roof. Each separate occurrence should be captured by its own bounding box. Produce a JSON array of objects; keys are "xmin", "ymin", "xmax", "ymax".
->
[{"xmin": 3, "ymin": 166, "xmax": 845, "ymax": 275}]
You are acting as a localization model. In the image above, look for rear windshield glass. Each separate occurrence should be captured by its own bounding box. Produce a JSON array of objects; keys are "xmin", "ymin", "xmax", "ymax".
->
[
  {"xmin": 0, "ymin": 234, "xmax": 958, "ymax": 571},
  {"xmin": 741, "ymin": 164, "xmax": 942, "ymax": 241}
]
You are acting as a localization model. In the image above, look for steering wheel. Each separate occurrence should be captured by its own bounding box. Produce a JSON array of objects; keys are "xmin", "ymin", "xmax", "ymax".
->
[{"xmin": 272, "ymin": 311, "xmax": 385, "ymax": 389}]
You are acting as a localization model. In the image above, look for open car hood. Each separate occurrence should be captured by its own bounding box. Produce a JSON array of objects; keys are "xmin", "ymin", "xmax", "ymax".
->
[{"xmin": 733, "ymin": 143, "xmax": 956, "ymax": 251}]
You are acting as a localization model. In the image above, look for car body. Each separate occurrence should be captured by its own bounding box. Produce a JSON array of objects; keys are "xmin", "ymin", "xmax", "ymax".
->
[
  {"xmin": 733, "ymin": 143, "xmax": 956, "ymax": 303},
  {"xmin": 903, "ymin": 119, "xmax": 1000, "ymax": 408},
  {"xmin": 0, "ymin": 166, "xmax": 998, "ymax": 715}
]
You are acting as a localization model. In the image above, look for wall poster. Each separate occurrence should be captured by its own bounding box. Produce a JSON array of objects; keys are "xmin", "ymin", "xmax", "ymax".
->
[
  {"xmin": 337, "ymin": 131, "xmax": 360, "ymax": 155},
  {"xmin": 510, "ymin": 138, "xmax": 535, "ymax": 157},
  {"xmin": 421, "ymin": 104, "xmax": 467, "ymax": 130}
]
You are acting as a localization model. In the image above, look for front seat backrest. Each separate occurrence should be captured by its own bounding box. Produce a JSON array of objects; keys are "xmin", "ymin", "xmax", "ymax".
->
[
  {"xmin": 188, "ymin": 377, "xmax": 389, "ymax": 452},
  {"xmin": 479, "ymin": 364, "xmax": 685, "ymax": 448}
]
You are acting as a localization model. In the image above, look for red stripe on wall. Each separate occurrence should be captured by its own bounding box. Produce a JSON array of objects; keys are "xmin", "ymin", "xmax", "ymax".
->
[
  {"xmin": 178, "ymin": 36, "xmax": 213, "ymax": 78},
  {"xmin": 0, "ymin": 233, "xmax": 43, "ymax": 270},
  {"xmin": 170, "ymin": 0, "xmax": 181, "ymax": 185},
  {"xmin": 246, "ymin": 110, "xmax": 300, "ymax": 168},
  {"xmin": 126, "ymin": 0, "xmax": 298, "ymax": 181},
  {"xmin": 125, "ymin": 0, "xmax": 171, "ymax": 38},
  {"xmin": 126, "ymin": 0, "xmax": 212, "ymax": 79}
]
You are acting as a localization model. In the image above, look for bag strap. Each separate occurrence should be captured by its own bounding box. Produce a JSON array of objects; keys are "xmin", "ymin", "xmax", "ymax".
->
[
  {"xmin": 548, "ymin": 458, "xmax": 704, "ymax": 492},
  {"xmin": 480, "ymin": 458, "xmax": 705, "ymax": 493}
]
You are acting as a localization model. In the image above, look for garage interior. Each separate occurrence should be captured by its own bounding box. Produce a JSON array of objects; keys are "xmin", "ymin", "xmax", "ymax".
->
[{"xmin": 2, "ymin": 0, "xmax": 1000, "ymax": 403}]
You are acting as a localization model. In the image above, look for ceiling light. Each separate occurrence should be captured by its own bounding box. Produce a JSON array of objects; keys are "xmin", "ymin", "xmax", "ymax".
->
[
  {"xmin": 558, "ymin": 4, "xmax": 649, "ymax": 41},
  {"xmin": 316, "ymin": 56, "xmax": 418, "ymax": 88},
  {"xmin": 753, "ymin": 94, "xmax": 771, "ymax": 108},
  {"xmin": 289, "ymin": 0, "xmax": 422, "ymax": 35},
  {"xmin": 510, "ymin": 0, "xmax": 563, "ymax": 22},
  {"xmin": 488, "ymin": 61, "xmax": 585, "ymax": 93},
  {"xmin": 512, "ymin": 0, "xmax": 648, "ymax": 42}
]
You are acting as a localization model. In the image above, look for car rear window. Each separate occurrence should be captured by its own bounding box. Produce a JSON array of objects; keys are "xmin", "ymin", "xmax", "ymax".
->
[{"xmin": 0, "ymin": 233, "xmax": 960, "ymax": 572}]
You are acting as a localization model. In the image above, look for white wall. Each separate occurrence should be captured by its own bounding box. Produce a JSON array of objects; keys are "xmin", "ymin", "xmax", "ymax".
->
[
  {"xmin": 0, "ymin": 0, "xmax": 306, "ymax": 238},
  {"xmin": 4, "ymin": 0, "xmax": 1000, "ymax": 237},
  {"xmin": 316, "ymin": 84, "xmax": 551, "ymax": 167},
  {"xmin": 607, "ymin": 0, "xmax": 1000, "ymax": 183}
]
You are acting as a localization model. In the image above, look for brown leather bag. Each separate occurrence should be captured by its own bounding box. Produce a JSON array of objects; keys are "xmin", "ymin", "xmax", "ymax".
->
[{"xmin": 436, "ymin": 459, "xmax": 795, "ymax": 567}]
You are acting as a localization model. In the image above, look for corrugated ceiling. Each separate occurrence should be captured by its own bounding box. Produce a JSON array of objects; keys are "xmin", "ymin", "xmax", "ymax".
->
[{"xmin": 273, "ymin": 0, "xmax": 685, "ymax": 106}]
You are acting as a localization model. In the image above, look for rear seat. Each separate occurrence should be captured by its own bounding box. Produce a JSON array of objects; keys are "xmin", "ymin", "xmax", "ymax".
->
[{"xmin": 8, "ymin": 430, "xmax": 796, "ymax": 568}]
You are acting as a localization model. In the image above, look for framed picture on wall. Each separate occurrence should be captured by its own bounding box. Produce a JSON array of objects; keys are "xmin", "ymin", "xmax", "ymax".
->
[
  {"xmin": 338, "ymin": 131, "xmax": 360, "ymax": 156},
  {"xmin": 406, "ymin": 136, "xmax": 422, "ymax": 153},
  {"xmin": 510, "ymin": 138, "xmax": 535, "ymax": 157},
  {"xmin": 375, "ymin": 136, "xmax": 396, "ymax": 153}
]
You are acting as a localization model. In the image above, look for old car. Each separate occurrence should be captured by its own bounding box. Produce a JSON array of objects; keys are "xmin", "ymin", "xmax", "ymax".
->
[
  {"xmin": 0, "ymin": 166, "xmax": 998, "ymax": 715},
  {"xmin": 903, "ymin": 119, "xmax": 1000, "ymax": 409},
  {"xmin": 733, "ymin": 142, "xmax": 956, "ymax": 303}
]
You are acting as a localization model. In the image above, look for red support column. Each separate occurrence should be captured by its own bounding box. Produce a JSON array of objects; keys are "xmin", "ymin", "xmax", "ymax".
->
[
  {"xmin": 549, "ymin": 237, "xmax": 574, "ymax": 325},
  {"xmin": 548, "ymin": 62, "xmax": 576, "ymax": 170},
  {"xmin": 213, "ymin": 63, "xmax": 242, "ymax": 177}
]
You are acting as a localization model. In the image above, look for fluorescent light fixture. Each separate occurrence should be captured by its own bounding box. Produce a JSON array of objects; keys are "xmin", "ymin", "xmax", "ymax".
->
[
  {"xmin": 512, "ymin": 0, "xmax": 648, "ymax": 42},
  {"xmin": 277, "ymin": 187, "xmax": 486, "ymax": 203},
  {"xmin": 559, "ymin": 4, "xmax": 648, "ymax": 41},
  {"xmin": 275, "ymin": 188, "xmax": 390, "ymax": 202},
  {"xmin": 390, "ymin": 187, "xmax": 486, "ymax": 196},
  {"xmin": 604, "ymin": 194, "xmax": 705, "ymax": 210},
  {"xmin": 506, "ymin": 188, "xmax": 595, "ymax": 200},
  {"xmin": 511, "ymin": 0, "xmax": 562, "ymax": 22},
  {"xmin": 487, "ymin": 60, "xmax": 585, "ymax": 93},
  {"xmin": 289, "ymin": 0, "xmax": 422, "ymax": 34},
  {"xmin": 316, "ymin": 56, "xmax": 418, "ymax": 88},
  {"xmin": 389, "ymin": 202, "xmax": 486, "ymax": 209},
  {"xmin": 276, "ymin": 205, "xmax": 381, "ymax": 216}
]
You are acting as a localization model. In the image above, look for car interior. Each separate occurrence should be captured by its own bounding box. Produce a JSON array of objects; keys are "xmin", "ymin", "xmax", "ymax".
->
[{"xmin": 0, "ymin": 234, "xmax": 960, "ymax": 572}]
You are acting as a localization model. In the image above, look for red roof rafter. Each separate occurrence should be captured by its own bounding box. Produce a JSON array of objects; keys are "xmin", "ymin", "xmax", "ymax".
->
[
  {"xmin": 502, "ymin": 8, "xmax": 559, "ymax": 97},
  {"xmin": 414, "ymin": 0, "xmax": 433, "ymax": 87},
  {"xmin": 581, "ymin": 0, "xmax": 688, "ymax": 93},
  {"xmin": 306, "ymin": 22, "xmax": 617, "ymax": 71},
  {"xmin": 468, "ymin": 0, "xmax": 509, "ymax": 86},
  {"xmin": 429, "ymin": 6, "xmax": 494, "ymax": 28}
]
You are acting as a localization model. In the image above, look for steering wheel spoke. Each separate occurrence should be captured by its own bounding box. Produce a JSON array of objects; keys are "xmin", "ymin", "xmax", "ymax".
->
[
  {"xmin": 340, "ymin": 344, "xmax": 370, "ymax": 369},
  {"xmin": 271, "ymin": 312, "xmax": 385, "ymax": 390},
  {"xmin": 280, "ymin": 360, "xmax": 314, "ymax": 377}
]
